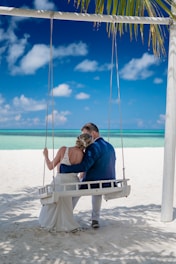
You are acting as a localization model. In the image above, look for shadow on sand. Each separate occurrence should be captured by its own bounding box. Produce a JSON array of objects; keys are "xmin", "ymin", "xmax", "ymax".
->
[{"xmin": 0, "ymin": 187, "xmax": 176, "ymax": 264}]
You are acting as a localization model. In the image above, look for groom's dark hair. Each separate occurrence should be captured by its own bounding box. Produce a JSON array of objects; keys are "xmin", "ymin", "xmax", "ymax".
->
[{"xmin": 81, "ymin": 123, "xmax": 99, "ymax": 133}]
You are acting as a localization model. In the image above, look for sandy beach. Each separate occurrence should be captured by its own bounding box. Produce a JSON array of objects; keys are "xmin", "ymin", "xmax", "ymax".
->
[{"xmin": 0, "ymin": 148, "xmax": 176, "ymax": 264}]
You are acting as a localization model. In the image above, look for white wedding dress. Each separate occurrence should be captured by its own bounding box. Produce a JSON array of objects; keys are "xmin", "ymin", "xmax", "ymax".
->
[{"xmin": 39, "ymin": 148, "xmax": 80, "ymax": 232}]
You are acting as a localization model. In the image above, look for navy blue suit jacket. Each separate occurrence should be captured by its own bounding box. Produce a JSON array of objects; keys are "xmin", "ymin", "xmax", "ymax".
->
[{"xmin": 60, "ymin": 137, "xmax": 116, "ymax": 183}]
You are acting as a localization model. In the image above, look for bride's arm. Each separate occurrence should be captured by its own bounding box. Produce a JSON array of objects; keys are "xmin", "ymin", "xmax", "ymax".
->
[{"xmin": 43, "ymin": 146, "xmax": 66, "ymax": 170}]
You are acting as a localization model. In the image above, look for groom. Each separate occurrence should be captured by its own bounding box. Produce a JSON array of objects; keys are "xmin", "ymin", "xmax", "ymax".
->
[{"xmin": 59, "ymin": 122, "xmax": 116, "ymax": 228}]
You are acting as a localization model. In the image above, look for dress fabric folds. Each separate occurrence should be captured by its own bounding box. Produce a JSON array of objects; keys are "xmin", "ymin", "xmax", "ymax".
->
[{"xmin": 39, "ymin": 148, "xmax": 80, "ymax": 232}]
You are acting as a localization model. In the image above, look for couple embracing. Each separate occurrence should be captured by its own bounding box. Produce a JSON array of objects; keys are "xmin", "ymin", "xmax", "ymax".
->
[{"xmin": 39, "ymin": 122, "xmax": 116, "ymax": 232}]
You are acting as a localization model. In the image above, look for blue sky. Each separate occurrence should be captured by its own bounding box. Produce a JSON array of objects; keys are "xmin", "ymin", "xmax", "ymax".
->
[{"xmin": 0, "ymin": 0, "xmax": 169, "ymax": 129}]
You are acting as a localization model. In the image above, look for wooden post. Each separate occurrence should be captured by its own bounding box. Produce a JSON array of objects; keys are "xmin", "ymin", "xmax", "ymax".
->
[{"xmin": 161, "ymin": 7, "xmax": 176, "ymax": 221}]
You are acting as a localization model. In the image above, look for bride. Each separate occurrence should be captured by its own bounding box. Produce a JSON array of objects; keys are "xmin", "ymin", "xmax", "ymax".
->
[{"xmin": 39, "ymin": 133, "xmax": 92, "ymax": 232}]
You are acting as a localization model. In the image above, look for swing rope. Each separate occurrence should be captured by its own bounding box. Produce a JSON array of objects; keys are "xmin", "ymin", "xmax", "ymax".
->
[
  {"xmin": 43, "ymin": 17, "xmax": 55, "ymax": 186},
  {"xmin": 109, "ymin": 27, "xmax": 126, "ymax": 180},
  {"xmin": 107, "ymin": 25, "xmax": 115, "ymax": 142},
  {"xmin": 49, "ymin": 17, "xmax": 55, "ymax": 176}
]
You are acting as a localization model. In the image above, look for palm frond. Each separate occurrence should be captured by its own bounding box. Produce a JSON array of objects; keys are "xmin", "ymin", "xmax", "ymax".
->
[{"xmin": 71, "ymin": 0, "xmax": 176, "ymax": 57}]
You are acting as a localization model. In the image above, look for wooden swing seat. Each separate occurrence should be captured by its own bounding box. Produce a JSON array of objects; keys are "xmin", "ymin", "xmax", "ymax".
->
[{"xmin": 39, "ymin": 179, "xmax": 131, "ymax": 205}]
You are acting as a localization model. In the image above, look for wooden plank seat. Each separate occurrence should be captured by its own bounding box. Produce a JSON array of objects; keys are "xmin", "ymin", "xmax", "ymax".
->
[{"xmin": 39, "ymin": 179, "xmax": 131, "ymax": 205}]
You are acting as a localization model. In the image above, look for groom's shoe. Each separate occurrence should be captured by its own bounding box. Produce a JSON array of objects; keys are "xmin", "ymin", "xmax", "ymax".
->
[{"xmin": 91, "ymin": 220, "xmax": 99, "ymax": 228}]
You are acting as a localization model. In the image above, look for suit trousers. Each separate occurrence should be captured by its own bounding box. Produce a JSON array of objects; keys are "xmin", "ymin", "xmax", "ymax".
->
[{"xmin": 72, "ymin": 195, "xmax": 102, "ymax": 221}]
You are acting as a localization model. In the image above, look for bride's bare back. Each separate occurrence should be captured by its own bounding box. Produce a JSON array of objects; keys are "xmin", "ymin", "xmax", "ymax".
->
[{"xmin": 43, "ymin": 133, "xmax": 92, "ymax": 171}]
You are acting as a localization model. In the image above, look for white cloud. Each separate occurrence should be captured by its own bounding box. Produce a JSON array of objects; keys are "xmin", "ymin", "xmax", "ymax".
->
[
  {"xmin": 153, "ymin": 77, "xmax": 163, "ymax": 84},
  {"xmin": 34, "ymin": 0, "xmax": 56, "ymax": 10},
  {"xmin": 0, "ymin": 103, "xmax": 17, "ymax": 124},
  {"xmin": 0, "ymin": 46, "xmax": 6, "ymax": 56},
  {"xmin": 0, "ymin": 104, "xmax": 11, "ymax": 115},
  {"xmin": 15, "ymin": 114, "xmax": 21, "ymax": 121},
  {"xmin": 0, "ymin": 15, "xmax": 87, "ymax": 75},
  {"xmin": 1, "ymin": 16, "xmax": 87, "ymax": 75},
  {"xmin": 13, "ymin": 94, "xmax": 46, "ymax": 111},
  {"xmin": 55, "ymin": 42, "xmax": 88, "ymax": 57},
  {"xmin": 12, "ymin": 44, "xmax": 50, "ymax": 75},
  {"xmin": 0, "ymin": 28, "xmax": 8, "ymax": 42},
  {"xmin": 0, "ymin": 115, "xmax": 42, "ymax": 128},
  {"xmin": 0, "ymin": 16, "xmax": 30, "ymax": 70},
  {"xmin": 0, "ymin": 94, "xmax": 47, "ymax": 128},
  {"xmin": 75, "ymin": 59, "xmax": 98, "ymax": 72},
  {"xmin": 75, "ymin": 59, "xmax": 111, "ymax": 72},
  {"xmin": 52, "ymin": 84, "xmax": 72, "ymax": 97},
  {"xmin": 47, "ymin": 110, "xmax": 70, "ymax": 125},
  {"xmin": 120, "ymin": 53, "xmax": 159, "ymax": 80},
  {"xmin": 5, "ymin": 23, "xmax": 18, "ymax": 43},
  {"xmin": 157, "ymin": 114, "xmax": 165, "ymax": 124},
  {"xmin": 75, "ymin": 92, "xmax": 90, "ymax": 100},
  {"xmin": 10, "ymin": 42, "xmax": 88, "ymax": 75},
  {"xmin": 7, "ymin": 35, "xmax": 29, "ymax": 66}
]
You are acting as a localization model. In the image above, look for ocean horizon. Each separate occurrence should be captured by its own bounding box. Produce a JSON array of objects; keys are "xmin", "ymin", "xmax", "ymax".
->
[{"xmin": 0, "ymin": 129, "xmax": 165, "ymax": 150}]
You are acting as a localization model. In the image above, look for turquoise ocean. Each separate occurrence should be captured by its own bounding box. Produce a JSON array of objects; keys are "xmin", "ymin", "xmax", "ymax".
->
[{"xmin": 0, "ymin": 129, "xmax": 164, "ymax": 150}]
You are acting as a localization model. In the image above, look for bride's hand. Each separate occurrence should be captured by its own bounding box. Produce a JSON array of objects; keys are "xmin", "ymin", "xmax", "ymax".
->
[{"xmin": 43, "ymin": 147, "xmax": 48, "ymax": 158}]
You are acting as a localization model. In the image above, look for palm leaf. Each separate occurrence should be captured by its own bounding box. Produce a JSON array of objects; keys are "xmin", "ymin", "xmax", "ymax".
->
[{"xmin": 70, "ymin": 0, "xmax": 176, "ymax": 57}]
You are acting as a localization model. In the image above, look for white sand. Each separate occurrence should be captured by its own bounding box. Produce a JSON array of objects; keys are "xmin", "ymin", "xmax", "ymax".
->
[{"xmin": 0, "ymin": 148, "xmax": 176, "ymax": 264}]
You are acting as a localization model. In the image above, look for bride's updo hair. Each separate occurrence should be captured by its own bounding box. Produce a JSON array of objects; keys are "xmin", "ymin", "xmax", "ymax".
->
[{"xmin": 76, "ymin": 133, "xmax": 92, "ymax": 150}]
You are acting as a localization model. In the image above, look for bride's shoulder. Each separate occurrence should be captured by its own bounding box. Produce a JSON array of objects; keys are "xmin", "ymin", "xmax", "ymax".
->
[
  {"xmin": 57, "ymin": 146, "xmax": 67, "ymax": 155},
  {"xmin": 69, "ymin": 146, "xmax": 83, "ymax": 156}
]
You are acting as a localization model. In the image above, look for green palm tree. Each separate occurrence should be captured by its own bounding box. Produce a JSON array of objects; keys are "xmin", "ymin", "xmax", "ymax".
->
[{"xmin": 69, "ymin": 0, "xmax": 176, "ymax": 57}]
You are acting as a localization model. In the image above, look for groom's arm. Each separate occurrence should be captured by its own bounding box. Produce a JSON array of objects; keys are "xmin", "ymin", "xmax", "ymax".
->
[{"xmin": 60, "ymin": 145, "xmax": 99, "ymax": 173}]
